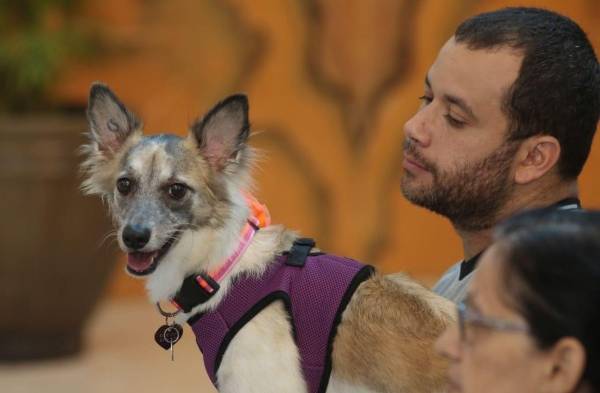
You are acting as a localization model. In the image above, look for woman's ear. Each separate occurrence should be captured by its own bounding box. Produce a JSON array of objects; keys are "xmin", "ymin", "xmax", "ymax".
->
[
  {"xmin": 513, "ymin": 135, "xmax": 561, "ymax": 184},
  {"xmin": 540, "ymin": 337, "xmax": 586, "ymax": 393}
]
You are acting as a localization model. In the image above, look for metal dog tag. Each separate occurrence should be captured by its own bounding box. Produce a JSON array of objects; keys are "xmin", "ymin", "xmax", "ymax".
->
[{"xmin": 154, "ymin": 322, "xmax": 183, "ymax": 360}]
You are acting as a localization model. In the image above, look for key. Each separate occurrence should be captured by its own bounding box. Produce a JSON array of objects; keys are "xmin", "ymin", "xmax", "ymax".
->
[{"xmin": 165, "ymin": 325, "xmax": 181, "ymax": 361}]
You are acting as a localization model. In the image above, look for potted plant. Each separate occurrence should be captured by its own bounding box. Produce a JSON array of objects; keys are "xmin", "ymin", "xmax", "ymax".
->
[{"xmin": 0, "ymin": 0, "xmax": 116, "ymax": 361}]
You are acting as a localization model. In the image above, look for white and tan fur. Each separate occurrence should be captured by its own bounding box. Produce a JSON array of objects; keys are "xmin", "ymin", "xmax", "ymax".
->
[{"xmin": 81, "ymin": 83, "xmax": 454, "ymax": 393}]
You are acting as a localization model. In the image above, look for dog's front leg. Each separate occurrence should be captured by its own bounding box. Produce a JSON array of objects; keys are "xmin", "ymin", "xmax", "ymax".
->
[{"xmin": 216, "ymin": 301, "xmax": 308, "ymax": 393}]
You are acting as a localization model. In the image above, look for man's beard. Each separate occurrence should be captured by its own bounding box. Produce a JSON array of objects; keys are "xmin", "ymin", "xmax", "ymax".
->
[{"xmin": 401, "ymin": 139, "xmax": 520, "ymax": 231}]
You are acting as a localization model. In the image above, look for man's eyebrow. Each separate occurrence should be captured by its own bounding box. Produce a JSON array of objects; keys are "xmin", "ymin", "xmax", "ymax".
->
[{"xmin": 424, "ymin": 74, "xmax": 478, "ymax": 122}]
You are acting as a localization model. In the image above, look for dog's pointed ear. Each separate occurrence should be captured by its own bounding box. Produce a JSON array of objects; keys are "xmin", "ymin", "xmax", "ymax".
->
[
  {"xmin": 86, "ymin": 82, "xmax": 141, "ymax": 154},
  {"xmin": 191, "ymin": 94, "xmax": 250, "ymax": 171}
]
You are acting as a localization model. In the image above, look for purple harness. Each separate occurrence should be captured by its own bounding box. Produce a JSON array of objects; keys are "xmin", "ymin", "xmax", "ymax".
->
[{"xmin": 186, "ymin": 239, "xmax": 374, "ymax": 392}]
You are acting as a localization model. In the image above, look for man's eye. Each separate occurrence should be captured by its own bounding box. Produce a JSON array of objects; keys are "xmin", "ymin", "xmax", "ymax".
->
[
  {"xmin": 116, "ymin": 178, "xmax": 133, "ymax": 195},
  {"xmin": 418, "ymin": 95, "xmax": 433, "ymax": 105},
  {"xmin": 167, "ymin": 183, "xmax": 188, "ymax": 200},
  {"xmin": 444, "ymin": 113, "xmax": 466, "ymax": 129}
]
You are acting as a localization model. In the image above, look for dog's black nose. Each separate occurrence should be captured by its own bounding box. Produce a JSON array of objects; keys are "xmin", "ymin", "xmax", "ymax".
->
[{"xmin": 122, "ymin": 225, "xmax": 151, "ymax": 250}]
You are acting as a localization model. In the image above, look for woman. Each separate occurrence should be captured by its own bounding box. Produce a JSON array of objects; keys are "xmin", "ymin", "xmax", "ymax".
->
[{"xmin": 436, "ymin": 209, "xmax": 600, "ymax": 393}]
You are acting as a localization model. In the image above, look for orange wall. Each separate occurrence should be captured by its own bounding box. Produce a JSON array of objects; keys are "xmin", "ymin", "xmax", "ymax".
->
[{"xmin": 55, "ymin": 0, "xmax": 600, "ymax": 296}]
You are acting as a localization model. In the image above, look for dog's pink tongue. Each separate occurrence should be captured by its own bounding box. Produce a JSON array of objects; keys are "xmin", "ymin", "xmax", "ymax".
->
[{"xmin": 127, "ymin": 252, "xmax": 157, "ymax": 272}]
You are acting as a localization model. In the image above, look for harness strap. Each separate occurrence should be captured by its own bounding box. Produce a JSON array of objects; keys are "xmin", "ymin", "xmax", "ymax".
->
[{"xmin": 285, "ymin": 238, "xmax": 316, "ymax": 267}]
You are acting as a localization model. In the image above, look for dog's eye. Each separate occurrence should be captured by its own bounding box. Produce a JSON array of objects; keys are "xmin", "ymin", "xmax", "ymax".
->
[
  {"xmin": 116, "ymin": 178, "xmax": 132, "ymax": 195},
  {"xmin": 168, "ymin": 183, "xmax": 187, "ymax": 200}
]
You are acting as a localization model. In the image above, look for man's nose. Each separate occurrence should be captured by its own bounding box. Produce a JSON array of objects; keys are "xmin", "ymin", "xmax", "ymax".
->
[{"xmin": 403, "ymin": 107, "xmax": 433, "ymax": 148}]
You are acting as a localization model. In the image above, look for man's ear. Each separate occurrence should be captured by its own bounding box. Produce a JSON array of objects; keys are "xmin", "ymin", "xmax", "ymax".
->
[
  {"xmin": 539, "ymin": 337, "xmax": 587, "ymax": 393},
  {"xmin": 514, "ymin": 135, "xmax": 561, "ymax": 184},
  {"xmin": 191, "ymin": 94, "xmax": 250, "ymax": 172},
  {"xmin": 86, "ymin": 82, "xmax": 141, "ymax": 155}
]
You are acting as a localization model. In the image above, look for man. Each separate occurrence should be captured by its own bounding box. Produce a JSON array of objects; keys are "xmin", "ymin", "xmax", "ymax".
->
[{"xmin": 400, "ymin": 7, "xmax": 599, "ymax": 302}]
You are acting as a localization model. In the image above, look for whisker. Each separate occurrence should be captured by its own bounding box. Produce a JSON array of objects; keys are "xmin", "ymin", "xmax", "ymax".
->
[
  {"xmin": 182, "ymin": 223, "xmax": 203, "ymax": 231},
  {"xmin": 98, "ymin": 230, "xmax": 118, "ymax": 248}
]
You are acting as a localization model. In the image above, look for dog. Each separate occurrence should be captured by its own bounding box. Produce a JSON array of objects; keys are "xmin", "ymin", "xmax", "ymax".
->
[{"xmin": 81, "ymin": 82, "xmax": 454, "ymax": 393}]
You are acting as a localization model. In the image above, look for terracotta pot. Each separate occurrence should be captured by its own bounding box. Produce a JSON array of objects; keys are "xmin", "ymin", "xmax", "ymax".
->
[{"xmin": 0, "ymin": 113, "xmax": 116, "ymax": 361}]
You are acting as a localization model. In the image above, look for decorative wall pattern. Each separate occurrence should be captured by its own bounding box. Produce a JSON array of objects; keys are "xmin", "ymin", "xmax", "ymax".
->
[{"xmin": 55, "ymin": 0, "xmax": 600, "ymax": 296}]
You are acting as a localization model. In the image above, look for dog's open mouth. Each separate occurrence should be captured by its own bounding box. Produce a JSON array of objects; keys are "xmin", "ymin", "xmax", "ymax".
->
[{"xmin": 126, "ymin": 234, "xmax": 180, "ymax": 276}]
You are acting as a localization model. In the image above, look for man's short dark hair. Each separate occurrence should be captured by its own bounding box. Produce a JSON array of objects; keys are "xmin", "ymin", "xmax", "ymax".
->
[{"xmin": 455, "ymin": 7, "xmax": 600, "ymax": 179}]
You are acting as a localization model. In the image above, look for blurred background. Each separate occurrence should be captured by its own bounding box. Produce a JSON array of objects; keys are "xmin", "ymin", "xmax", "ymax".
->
[{"xmin": 0, "ymin": 0, "xmax": 598, "ymax": 392}]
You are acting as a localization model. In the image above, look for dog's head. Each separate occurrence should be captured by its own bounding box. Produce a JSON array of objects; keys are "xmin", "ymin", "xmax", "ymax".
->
[{"xmin": 81, "ymin": 83, "xmax": 254, "ymax": 282}]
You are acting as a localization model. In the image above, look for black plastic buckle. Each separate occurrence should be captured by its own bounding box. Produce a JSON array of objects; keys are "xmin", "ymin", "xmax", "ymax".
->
[
  {"xmin": 173, "ymin": 272, "xmax": 221, "ymax": 313},
  {"xmin": 286, "ymin": 238, "xmax": 316, "ymax": 267}
]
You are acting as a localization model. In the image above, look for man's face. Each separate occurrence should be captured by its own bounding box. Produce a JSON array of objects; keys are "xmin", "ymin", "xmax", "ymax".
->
[{"xmin": 401, "ymin": 38, "xmax": 523, "ymax": 230}]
